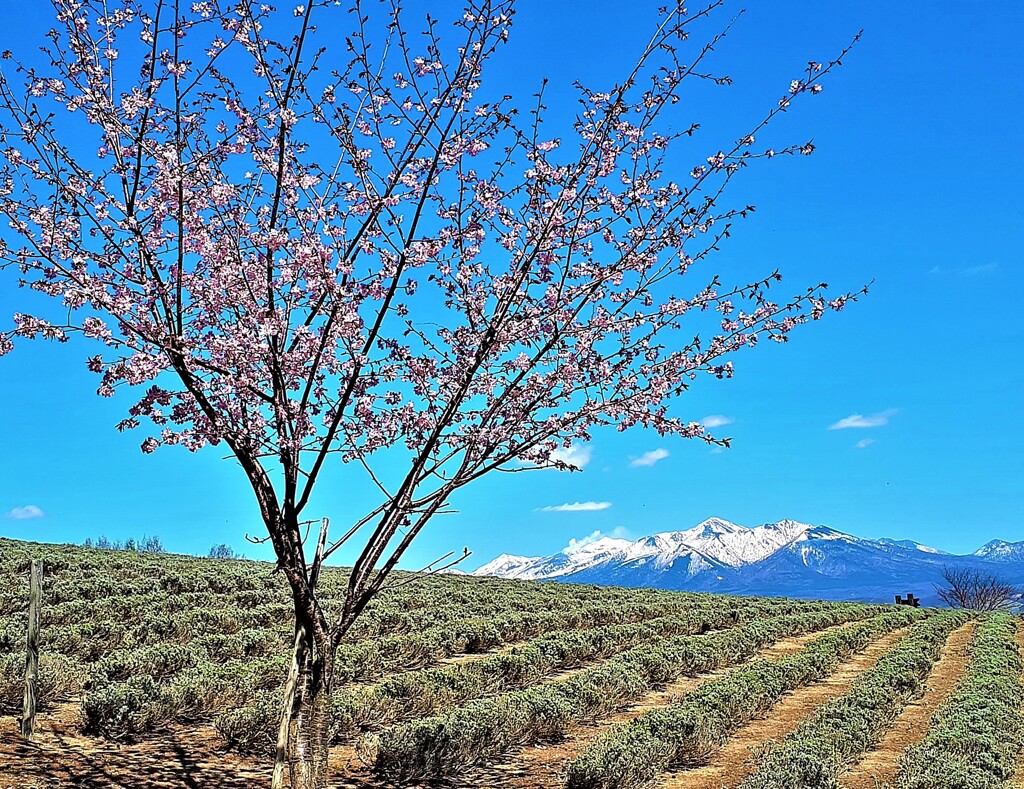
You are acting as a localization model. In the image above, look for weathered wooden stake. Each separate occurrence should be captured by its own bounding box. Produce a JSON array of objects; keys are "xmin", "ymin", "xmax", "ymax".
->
[
  {"xmin": 19, "ymin": 559, "xmax": 42, "ymax": 740},
  {"xmin": 272, "ymin": 623, "xmax": 306, "ymax": 789}
]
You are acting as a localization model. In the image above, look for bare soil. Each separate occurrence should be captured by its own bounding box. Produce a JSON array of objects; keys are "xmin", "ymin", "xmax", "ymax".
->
[
  {"xmin": 432, "ymin": 620, "xmax": 864, "ymax": 789},
  {"xmin": 0, "ymin": 626, "xmax": 730, "ymax": 789},
  {"xmin": 838, "ymin": 621, "xmax": 976, "ymax": 789},
  {"xmin": 0, "ymin": 702, "xmax": 267, "ymax": 789},
  {"xmin": 0, "ymin": 622, "xmax": 920, "ymax": 789},
  {"xmin": 656, "ymin": 628, "xmax": 909, "ymax": 789}
]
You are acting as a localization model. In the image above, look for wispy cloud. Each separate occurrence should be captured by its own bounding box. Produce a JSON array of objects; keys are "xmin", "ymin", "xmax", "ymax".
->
[
  {"xmin": 7, "ymin": 505, "xmax": 44, "ymax": 520},
  {"xmin": 829, "ymin": 409, "xmax": 897, "ymax": 430},
  {"xmin": 565, "ymin": 526, "xmax": 632, "ymax": 552},
  {"xmin": 538, "ymin": 501, "xmax": 612, "ymax": 513},
  {"xmin": 960, "ymin": 263, "xmax": 999, "ymax": 276},
  {"xmin": 929, "ymin": 263, "xmax": 999, "ymax": 277},
  {"xmin": 550, "ymin": 443, "xmax": 592, "ymax": 470},
  {"xmin": 701, "ymin": 414, "xmax": 734, "ymax": 429},
  {"xmin": 630, "ymin": 448, "xmax": 669, "ymax": 468},
  {"xmin": 516, "ymin": 442, "xmax": 593, "ymax": 471},
  {"xmin": 855, "ymin": 438, "xmax": 875, "ymax": 449}
]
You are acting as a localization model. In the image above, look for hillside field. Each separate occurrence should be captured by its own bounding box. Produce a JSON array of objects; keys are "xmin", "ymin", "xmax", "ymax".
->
[{"xmin": 0, "ymin": 538, "xmax": 1022, "ymax": 788}]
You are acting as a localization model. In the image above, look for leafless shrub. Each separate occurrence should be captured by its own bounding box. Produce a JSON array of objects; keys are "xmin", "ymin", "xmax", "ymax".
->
[{"xmin": 935, "ymin": 566, "xmax": 1021, "ymax": 611}]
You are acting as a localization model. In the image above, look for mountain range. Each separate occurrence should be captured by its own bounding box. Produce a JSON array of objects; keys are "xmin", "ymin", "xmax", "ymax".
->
[{"xmin": 472, "ymin": 518, "xmax": 1024, "ymax": 605}]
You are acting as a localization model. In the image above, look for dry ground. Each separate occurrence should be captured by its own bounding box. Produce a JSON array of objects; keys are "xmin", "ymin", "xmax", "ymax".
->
[
  {"xmin": 656, "ymin": 629, "xmax": 907, "ymax": 789},
  {"xmin": 839, "ymin": 622, "xmax": 976, "ymax": 789},
  {"xmin": 0, "ymin": 619, "xmax": 1004, "ymax": 789}
]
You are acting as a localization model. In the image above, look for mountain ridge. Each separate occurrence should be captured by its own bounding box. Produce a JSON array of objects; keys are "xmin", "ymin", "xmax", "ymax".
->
[{"xmin": 472, "ymin": 518, "xmax": 1024, "ymax": 604}]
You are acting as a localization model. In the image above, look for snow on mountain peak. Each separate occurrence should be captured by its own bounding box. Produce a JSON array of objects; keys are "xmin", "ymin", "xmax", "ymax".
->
[
  {"xmin": 472, "ymin": 553, "xmax": 537, "ymax": 579},
  {"xmin": 472, "ymin": 517, "xmax": 844, "ymax": 580},
  {"xmin": 877, "ymin": 537, "xmax": 948, "ymax": 555},
  {"xmin": 694, "ymin": 517, "xmax": 743, "ymax": 535},
  {"xmin": 563, "ymin": 535, "xmax": 633, "ymax": 556},
  {"xmin": 469, "ymin": 518, "xmax": 1024, "ymax": 601},
  {"xmin": 974, "ymin": 539, "xmax": 1024, "ymax": 561}
]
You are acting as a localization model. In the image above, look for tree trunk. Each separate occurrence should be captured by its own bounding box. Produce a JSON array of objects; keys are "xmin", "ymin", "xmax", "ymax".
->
[{"xmin": 282, "ymin": 625, "xmax": 334, "ymax": 789}]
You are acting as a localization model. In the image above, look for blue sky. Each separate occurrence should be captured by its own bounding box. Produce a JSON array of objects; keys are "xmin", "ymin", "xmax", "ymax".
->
[{"xmin": 0, "ymin": 1, "xmax": 1021, "ymax": 568}]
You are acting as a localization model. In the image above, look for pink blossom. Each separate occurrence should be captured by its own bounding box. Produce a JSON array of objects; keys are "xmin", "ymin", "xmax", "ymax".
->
[{"xmin": 0, "ymin": 3, "xmax": 861, "ymax": 745}]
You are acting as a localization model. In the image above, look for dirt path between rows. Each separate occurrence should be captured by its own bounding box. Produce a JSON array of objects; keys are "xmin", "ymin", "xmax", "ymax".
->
[
  {"xmin": 0, "ymin": 619, "xmax": 736, "ymax": 789},
  {"xmin": 839, "ymin": 621, "xmax": 976, "ymax": 789},
  {"xmin": 0, "ymin": 618, "xmax": 888, "ymax": 789},
  {"xmin": 656, "ymin": 628, "xmax": 909, "ymax": 789},
  {"xmin": 428, "ymin": 620, "xmax": 865, "ymax": 789}
]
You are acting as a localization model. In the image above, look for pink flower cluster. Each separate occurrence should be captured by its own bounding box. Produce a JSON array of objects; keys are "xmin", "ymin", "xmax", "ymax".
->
[{"xmin": 0, "ymin": 1, "xmax": 863, "ymax": 596}]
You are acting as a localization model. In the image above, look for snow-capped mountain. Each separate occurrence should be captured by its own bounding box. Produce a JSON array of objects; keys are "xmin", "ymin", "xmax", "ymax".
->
[
  {"xmin": 472, "ymin": 518, "xmax": 1024, "ymax": 605},
  {"xmin": 876, "ymin": 538, "xmax": 949, "ymax": 555},
  {"xmin": 973, "ymin": 540, "xmax": 1024, "ymax": 562}
]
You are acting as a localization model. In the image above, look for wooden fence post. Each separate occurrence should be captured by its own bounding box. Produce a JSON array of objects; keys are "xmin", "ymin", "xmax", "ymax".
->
[{"xmin": 19, "ymin": 559, "xmax": 42, "ymax": 740}]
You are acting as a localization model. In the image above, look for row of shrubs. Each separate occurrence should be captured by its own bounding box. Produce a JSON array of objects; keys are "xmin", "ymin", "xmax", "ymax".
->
[
  {"xmin": 60, "ymin": 596, "xmax": 827, "ymax": 742},
  {"xmin": 2, "ymin": 537, "xmax": 731, "ymax": 624},
  {"xmin": 13, "ymin": 590, "xmax": 673, "ymax": 664},
  {"xmin": 332, "ymin": 598, "xmax": 848, "ymax": 737},
  {"xmin": 346, "ymin": 582, "xmax": 726, "ymax": 641},
  {"xmin": 331, "ymin": 595, "xmax": 783, "ymax": 684},
  {"xmin": 10, "ymin": 583, "xmax": 599, "ymax": 645},
  {"xmin": 81, "ymin": 654, "xmax": 288, "ymax": 739},
  {"xmin": 3, "ymin": 574, "xmax": 744, "ymax": 699},
  {"xmin": 562, "ymin": 608, "xmax": 924, "ymax": 789},
  {"xmin": 0, "ymin": 613, "xmax": 292, "ymax": 664},
  {"xmin": 897, "ymin": 612, "xmax": 1023, "ymax": 788},
  {"xmin": 370, "ymin": 604, "xmax": 893, "ymax": 781},
  {"xmin": 25, "ymin": 578, "xmax": 681, "ymax": 636},
  {"xmin": 211, "ymin": 597, "xmax": 851, "ymax": 757},
  {"xmin": 737, "ymin": 610, "xmax": 970, "ymax": 789}
]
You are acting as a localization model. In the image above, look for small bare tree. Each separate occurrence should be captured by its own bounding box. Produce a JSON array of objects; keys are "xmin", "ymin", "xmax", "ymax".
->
[{"xmin": 936, "ymin": 565, "xmax": 1021, "ymax": 611}]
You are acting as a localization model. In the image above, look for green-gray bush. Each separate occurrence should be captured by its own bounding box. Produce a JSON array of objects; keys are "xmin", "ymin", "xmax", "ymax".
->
[
  {"xmin": 897, "ymin": 612, "xmax": 1023, "ymax": 789},
  {"xmin": 564, "ymin": 609, "xmax": 921, "ymax": 789},
  {"xmin": 738, "ymin": 610, "xmax": 969, "ymax": 789}
]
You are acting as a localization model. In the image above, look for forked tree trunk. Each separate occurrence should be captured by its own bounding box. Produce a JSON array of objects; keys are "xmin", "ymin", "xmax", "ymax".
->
[{"xmin": 277, "ymin": 623, "xmax": 335, "ymax": 789}]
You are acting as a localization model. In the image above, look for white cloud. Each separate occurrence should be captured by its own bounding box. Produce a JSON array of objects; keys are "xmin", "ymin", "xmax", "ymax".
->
[
  {"xmin": 549, "ymin": 443, "xmax": 592, "ymax": 470},
  {"xmin": 565, "ymin": 530, "xmax": 604, "ymax": 552},
  {"xmin": 960, "ymin": 263, "xmax": 999, "ymax": 276},
  {"xmin": 514, "ymin": 442, "xmax": 593, "ymax": 471},
  {"xmin": 538, "ymin": 501, "xmax": 612, "ymax": 513},
  {"xmin": 929, "ymin": 263, "xmax": 999, "ymax": 277},
  {"xmin": 828, "ymin": 409, "xmax": 897, "ymax": 430},
  {"xmin": 630, "ymin": 448, "xmax": 669, "ymax": 468},
  {"xmin": 7, "ymin": 505, "xmax": 44, "ymax": 520},
  {"xmin": 701, "ymin": 414, "xmax": 735, "ymax": 429},
  {"xmin": 855, "ymin": 438, "xmax": 875, "ymax": 449},
  {"xmin": 564, "ymin": 526, "xmax": 633, "ymax": 553}
]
